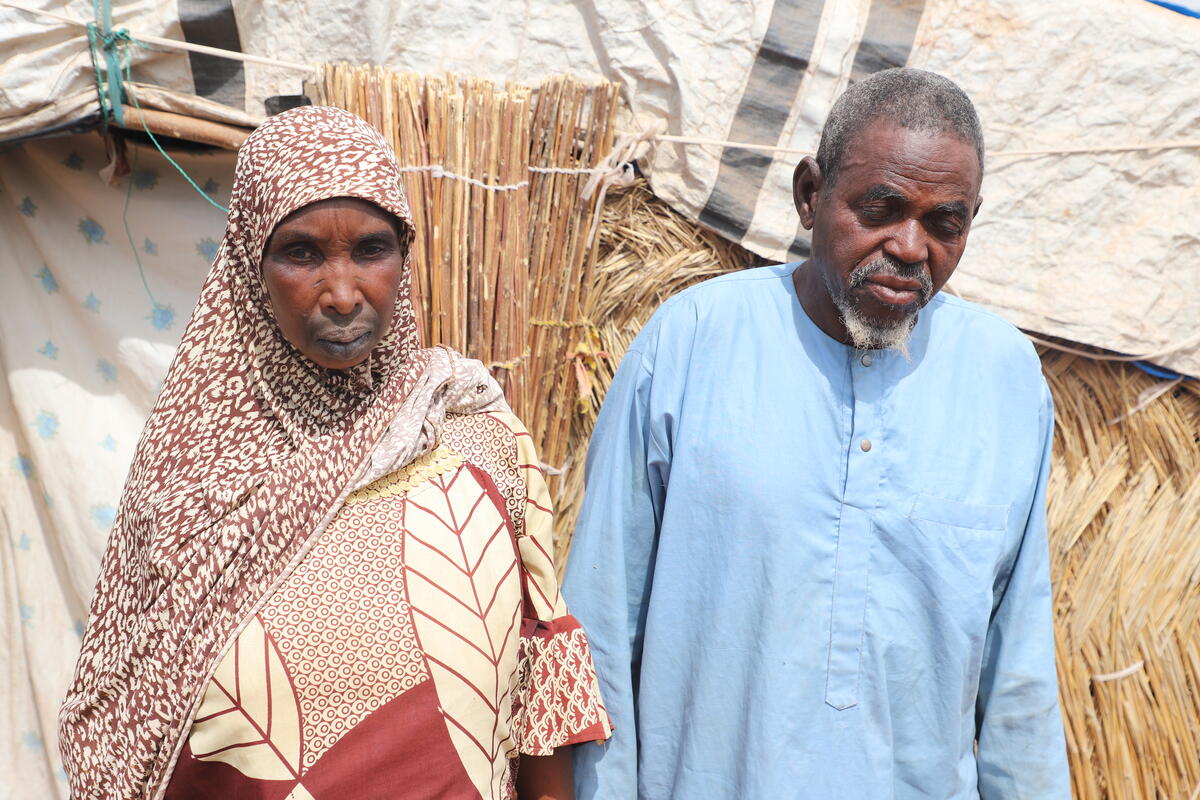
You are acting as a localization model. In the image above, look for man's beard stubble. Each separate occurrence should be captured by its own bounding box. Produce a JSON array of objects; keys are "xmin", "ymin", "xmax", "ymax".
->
[{"xmin": 827, "ymin": 255, "xmax": 933, "ymax": 356}]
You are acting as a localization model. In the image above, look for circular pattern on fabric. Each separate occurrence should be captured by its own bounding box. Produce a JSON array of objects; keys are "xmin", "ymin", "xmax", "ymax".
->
[
  {"xmin": 258, "ymin": 491, "xmax": 428, "ymax": 771},
  {"xmin": 440, "ymin": 413, "xmax": 524, "ymax": 532}
]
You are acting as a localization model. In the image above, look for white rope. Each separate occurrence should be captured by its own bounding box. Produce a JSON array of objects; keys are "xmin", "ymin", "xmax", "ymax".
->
[
  {"xmin": 1025, "ymin": 330, "xmax": 1200, "ymax": 364},
  {"xmin": 990, "ymin": 140, "xmax": 1200, "ymax": 158},
  {"xmin": 634, "ymin": 132, "xmax": 814, "ymax": 156},
  {"xmin": 580, "ymin": 122, "xmax": 665, "ymax": 247},
  {"xmin": 623, "ymin": 129, "xmax": 1200, "ymax": 159},
  {"xmin": 528, "ymin": 165, "xmax": 599, "ymax": 175},
  {"xmin": 1107, "ymin": 378, "xmax": 1184, "ymax": 425},
  {"xmin": 0, "ymin": 0, "xmax": 313, "ymax": 73},
  {"xmin": 1092, "ymin": 660, "xmax": 1146, "ymax": 683},
  {"xmin": 397, "ymin": 164, "xmax": 529, "ymax": 192}
]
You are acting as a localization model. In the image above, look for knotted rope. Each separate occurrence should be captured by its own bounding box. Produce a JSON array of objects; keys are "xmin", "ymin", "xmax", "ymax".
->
[{"xmin": 580, "ymin": 121, "xmax": 664, "ymax": 249}]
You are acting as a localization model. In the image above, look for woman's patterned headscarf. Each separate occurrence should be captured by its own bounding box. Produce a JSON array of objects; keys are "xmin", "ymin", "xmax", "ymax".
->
[{"xmin": 59, "ymin": 106, "xmax": 504, "ymax": 799}]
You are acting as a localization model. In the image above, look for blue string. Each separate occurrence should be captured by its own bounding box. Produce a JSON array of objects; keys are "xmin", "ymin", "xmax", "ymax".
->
[
  {"xmin": 89, "ymin": 0, "xmax": 126, "ymax": 126},
  {"xmin": 86, "ymin": 0, "xmax": 229, "ymax": 213},
  {"xmin": 84, "ymin": 22, "xmax": 109, "ymax": 129},
  {"xmin": 120, "ymin": 140, "xmax": 162, "ymax": 309},
  {"xmin": 125, "ymin": 82, "xmax": 230, "ymax": 214},
  {"xmin": 84, "ymin": 0, "xmax": 228, "ymax": 319},
  {"xmin": 1142, "ymin": 0, "xmax": 1200, "ymax": 17},
  {"xmin": 1133, "ymin": 360, "xmax": 1194, "ymax": 381}
]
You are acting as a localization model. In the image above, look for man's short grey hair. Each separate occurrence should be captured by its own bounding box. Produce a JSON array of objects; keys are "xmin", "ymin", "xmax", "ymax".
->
[{"xmin": 816, "ymin": 68, "xmax": 984, "ymax": 189}]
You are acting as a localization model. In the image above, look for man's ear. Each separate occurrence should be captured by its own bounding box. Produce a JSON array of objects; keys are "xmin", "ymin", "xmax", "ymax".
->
[
  {"xmin": 972, "ymin": 194, "xmax": 983, "ymax": 219},
  {"xmin": 793, "ymin": 156, "xmax": 823, "ymax": 230}
]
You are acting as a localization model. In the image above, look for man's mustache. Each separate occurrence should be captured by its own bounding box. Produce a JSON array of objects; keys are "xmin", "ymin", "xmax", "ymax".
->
[{"xmin": 848, "ymin": 255, "xmax": 933, "ymax": 302}]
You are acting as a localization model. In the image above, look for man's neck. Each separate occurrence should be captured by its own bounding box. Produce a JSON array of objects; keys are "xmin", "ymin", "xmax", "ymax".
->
[{"xmin": 791, "ymin": 260, "xmax": 852, "ymax": 345}]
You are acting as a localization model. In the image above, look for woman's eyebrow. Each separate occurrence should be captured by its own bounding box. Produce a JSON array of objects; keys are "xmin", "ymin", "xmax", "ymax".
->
[
  {"xmin": 270, "ymin": 228, "xmax": 317, "ymax": 245},
  {"xmin": 356, "ymin": 228, "xmax": 398, "ymax": 241},
  {"xmin": 270, "ymin": 227, "xmax": 398, "ymax": 245}
]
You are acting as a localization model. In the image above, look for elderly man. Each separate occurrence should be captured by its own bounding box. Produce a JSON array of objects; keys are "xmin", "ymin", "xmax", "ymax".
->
[{"xmin": 564, "ymin": 68, "xmax": 1070, "ymax": 799}]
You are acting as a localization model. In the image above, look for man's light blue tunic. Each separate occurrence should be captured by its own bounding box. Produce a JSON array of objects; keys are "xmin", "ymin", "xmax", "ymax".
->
[{"xmin": 564, "ymin": 264, "xmax": 1070, "ymax": 799}]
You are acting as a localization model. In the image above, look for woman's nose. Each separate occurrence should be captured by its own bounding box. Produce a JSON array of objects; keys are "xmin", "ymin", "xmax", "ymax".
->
[{"xmin": 320, "ymin": 259, "xmax": 362, "ymax": 316}]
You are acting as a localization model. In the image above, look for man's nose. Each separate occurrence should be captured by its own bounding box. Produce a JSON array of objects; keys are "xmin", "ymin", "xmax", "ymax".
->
[
  {"xmin": 320, "ymin": 258, "xmax": 362, "ymax": 316},
  {"xmin": 884, "ymin": 218, "xmax": 928, "ymax": 266}
]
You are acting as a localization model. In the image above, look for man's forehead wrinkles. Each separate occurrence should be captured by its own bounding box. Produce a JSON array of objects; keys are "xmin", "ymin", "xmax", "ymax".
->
[
  {"xmin": 875, "ymin": 162, "xmax": 973, "ymax": 182},
  {"xmin": 842, "ymin": 151, "xmax": 974, "ymax": 181},
  {"xmin": 839, "ymin": 125, "xmax": 981, "ymax": 192}
]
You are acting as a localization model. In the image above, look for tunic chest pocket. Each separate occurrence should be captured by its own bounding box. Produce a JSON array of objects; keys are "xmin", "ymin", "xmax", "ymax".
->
[
  {"xmin": 825, "ymin": 498, "xmax": 1012, "ymax": 712},
  {"xmin": 908, "ymin": 494, "xmax": 1010, "ymax": 533},
  {"xmin": 901, "ymin": 494, "xmax": 1011, "ymax": 611},
  {"xmin": 881, "ymin": 495, "xmax": 1013, "ymax": 706}
]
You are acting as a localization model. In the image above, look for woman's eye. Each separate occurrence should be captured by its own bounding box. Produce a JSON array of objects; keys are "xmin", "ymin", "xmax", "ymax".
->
[
  {"xmin": 285, "ymin": 245, "xmax": 316, "ymax": 261},
  {"xmin": 358, "ymin": 241, "xmax": 392, "ymax": 258}
]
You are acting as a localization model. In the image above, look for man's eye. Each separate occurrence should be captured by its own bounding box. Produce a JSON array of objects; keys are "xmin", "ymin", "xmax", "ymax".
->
[
  {"xmin": 858, "ymin": 204, "xmax": 893, "ymax": 221},
  {"xmin": 931, "ymin": 219, "xmax": 963, "ymax": 237},
  {"xmin": 359, "ymin": 242, "xmax": 386, "ymax": 257}
]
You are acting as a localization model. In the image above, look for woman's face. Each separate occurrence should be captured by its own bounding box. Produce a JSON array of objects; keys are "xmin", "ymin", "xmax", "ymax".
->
[{"xmin": 261, "ymin": 197, "xmax": 406, "ymax": 370}]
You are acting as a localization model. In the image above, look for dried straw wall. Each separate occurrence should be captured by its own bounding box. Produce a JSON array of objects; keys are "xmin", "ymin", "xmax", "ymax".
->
[{"xmin": 321, "ymin": 69, "xmax": 1200, "ymax": 799}]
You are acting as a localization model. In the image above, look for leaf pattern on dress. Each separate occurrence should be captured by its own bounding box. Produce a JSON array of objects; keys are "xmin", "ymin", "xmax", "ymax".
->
[
  {"xmin": 188, "ymin": 616, "xmax": 302, "ymax": 780},
  {"xmin": 511, "ymin": 422, "xmax": 567, "ymax": 621},
  {"xmin": 403, "ymin": 466, "xmax": 522, "ymax": 800}
]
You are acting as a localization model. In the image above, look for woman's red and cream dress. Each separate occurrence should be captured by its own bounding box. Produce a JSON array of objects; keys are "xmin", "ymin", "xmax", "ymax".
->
[{"xmin": 163, "ymin": 411, "xmax": 610, "ymax": 800}]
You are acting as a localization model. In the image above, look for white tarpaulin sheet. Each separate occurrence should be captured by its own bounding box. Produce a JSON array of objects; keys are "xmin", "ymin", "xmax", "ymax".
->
[
  {"xmin": 2, "ymin": 0, "xmax": 1198, "ymax": 373},
  {"xmin": 0, "ymin": 134, "xmax": 232, "ymax": 797}
]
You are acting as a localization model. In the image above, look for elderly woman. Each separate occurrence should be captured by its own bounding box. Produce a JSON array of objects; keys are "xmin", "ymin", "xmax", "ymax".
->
[{"xmin": 59, "ymin": 107, "xmax": 609, "ymax": 800}]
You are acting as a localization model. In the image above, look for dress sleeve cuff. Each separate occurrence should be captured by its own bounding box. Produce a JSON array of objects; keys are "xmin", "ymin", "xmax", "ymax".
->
[{"xmin": 514, "ymin": 614, "xmax": 613, "ymax": 756}]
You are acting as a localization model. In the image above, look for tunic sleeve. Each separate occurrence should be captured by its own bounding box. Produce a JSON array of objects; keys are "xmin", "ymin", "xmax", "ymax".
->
[
  {"xmin": 560, "ymin": 346, "xmax": 666, "ymax": 799},
  {"xmin": 975, "ymin": 385, "xmax": 1071, "ymax": 798},
  {"xmin": 502, "ymin": 414, "xmax": 612, "ymax": 756}
]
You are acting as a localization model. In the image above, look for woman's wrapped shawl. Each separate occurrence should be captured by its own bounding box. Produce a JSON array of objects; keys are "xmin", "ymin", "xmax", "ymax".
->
[{"xmin": 59, "ymin": 106, "xmax": 504, "ymax": 799}]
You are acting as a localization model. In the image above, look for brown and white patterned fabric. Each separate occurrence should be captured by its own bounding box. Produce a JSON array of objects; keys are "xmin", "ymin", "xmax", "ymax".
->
[
  {"xmin": 161, "ymin": 411, "xmax": 610, "ymax": 800},
  {"xmin": 58, "ymin": 106, "xmax": 509, "ymax": 800}
]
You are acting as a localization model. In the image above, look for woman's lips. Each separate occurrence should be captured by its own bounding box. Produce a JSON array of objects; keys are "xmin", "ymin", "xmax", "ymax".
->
[
  {"xmin": 319, "ymin": 329, "xmax": 370, "ymax": 344},
  {"xmin": 315, "ymin": 330, "xmax": 372, "ymax": 358}
]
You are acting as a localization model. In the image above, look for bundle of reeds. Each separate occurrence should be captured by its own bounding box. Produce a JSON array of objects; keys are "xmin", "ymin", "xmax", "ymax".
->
[
  {"xmin": 310, "ymin": 66, "xmax": 618, "ymax": 465},
  {"xmin": 522, "ymin": 75, "xmax": 619, "ymax": 494}
]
